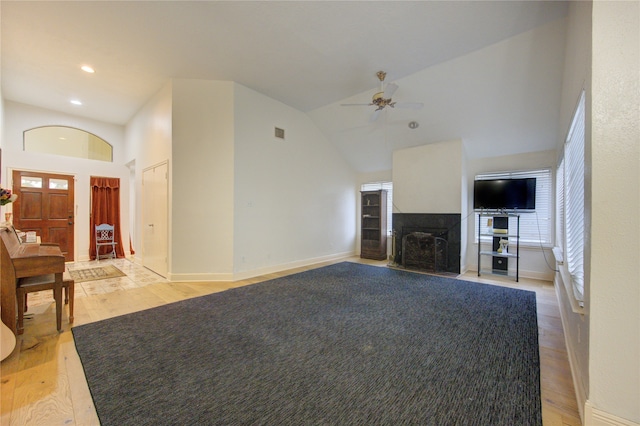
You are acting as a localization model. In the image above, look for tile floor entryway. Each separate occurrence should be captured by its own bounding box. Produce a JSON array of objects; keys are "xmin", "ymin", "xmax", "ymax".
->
[{"xmin": 25, "ymin": 259, "xmax": 168, "ymax": 307}]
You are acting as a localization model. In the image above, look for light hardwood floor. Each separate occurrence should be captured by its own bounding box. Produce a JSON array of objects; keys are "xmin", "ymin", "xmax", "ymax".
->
[{"xmin": 1, "ymin": 257, "xmax": 582, "ymax": 426}]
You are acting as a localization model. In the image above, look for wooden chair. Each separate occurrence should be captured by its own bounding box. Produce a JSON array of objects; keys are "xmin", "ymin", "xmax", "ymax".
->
[
  {"xmin": 16, "ymin": 271, "xmax": 74, "ymax": 334},
  {"xmin": 95, "ymin": 223, "xmax": 117, "ymax": 260}
]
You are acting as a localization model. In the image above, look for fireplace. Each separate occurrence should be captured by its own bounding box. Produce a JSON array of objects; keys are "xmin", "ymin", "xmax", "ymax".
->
[
  {"xmin": 392, "ymin": 213, "xmax": 461, "ymax": 274},
  {"xmin": 401, "ymin": 232, "xmax": 448, "ymax": 273}
]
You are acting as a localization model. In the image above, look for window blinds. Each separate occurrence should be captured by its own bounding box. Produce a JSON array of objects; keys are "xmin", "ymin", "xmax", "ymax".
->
[
  {"xmin": 564, "ymin": 91, "xmax": 586, "ymax": 302},
  {"xmin": 555, "ymin": 157, "xmax": 565, "ymax": 253}
]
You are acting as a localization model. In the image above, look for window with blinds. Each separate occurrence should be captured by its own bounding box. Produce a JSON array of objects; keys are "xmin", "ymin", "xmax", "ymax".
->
[
  {"xmin": 361, "ymin": 182, "xmax": 393, "ymax": 235},
  {"xmin": 559, "ymin": 90, "xmax": 586, "ymax": 305},
  {"xmin": 474, "ymin": 169, "xmax": 552, "ymax": 245},
  {"xmin": 555, "ymin": 157, "xmax": 565, "ymax": 254}
]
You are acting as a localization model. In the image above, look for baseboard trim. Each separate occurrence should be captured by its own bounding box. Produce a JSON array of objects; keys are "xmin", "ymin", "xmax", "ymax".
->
[
  {"xmin": 166, "ymin": 252, "xmax": 356, "ymax": 283},
  {"xmin": 585, "ymin": 401, "xmax": 639, "ymax": 426},
  {"xmin": 167, "ymin": 271, "xmax": 235, "ymax": 281},
  {"xmin": 232, "ymin": 251, "xmax": 355, "ymax": 281}
]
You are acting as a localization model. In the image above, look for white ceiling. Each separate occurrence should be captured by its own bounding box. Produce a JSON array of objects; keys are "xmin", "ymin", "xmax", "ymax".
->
[{"xmin": 1, "ymin": 1, "xmax": 569, "ymax": 173}]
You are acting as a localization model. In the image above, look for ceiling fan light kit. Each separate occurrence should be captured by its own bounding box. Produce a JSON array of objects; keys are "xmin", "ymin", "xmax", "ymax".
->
[
  {"xmin": 342, "ymin": 70, "xmax": 423, "ymax": 121},
  {"xmin": 372, "ymin": 92, "xmax": 384, "ymax": 101}
]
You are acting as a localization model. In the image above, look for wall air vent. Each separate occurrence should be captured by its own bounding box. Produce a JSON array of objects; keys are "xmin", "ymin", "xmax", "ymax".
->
[{"xmin": 274, "ymin": 127, "xmax": 285, "ymax": 140}]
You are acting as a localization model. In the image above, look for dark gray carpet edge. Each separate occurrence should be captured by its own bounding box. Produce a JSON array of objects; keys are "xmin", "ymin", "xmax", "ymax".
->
[{"xmin": 72, "ymin": 262, "xmax": 542, "ymax": 426}]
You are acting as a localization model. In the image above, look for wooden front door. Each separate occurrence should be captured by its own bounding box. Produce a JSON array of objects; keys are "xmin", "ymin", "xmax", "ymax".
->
[{"xmin": 12, "ymin": 170, "xmax": 75, "ymax": 262}]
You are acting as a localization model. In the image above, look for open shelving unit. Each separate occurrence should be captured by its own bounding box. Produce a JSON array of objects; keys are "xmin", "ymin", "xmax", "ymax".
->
[
  {"xmin": 360, "ymin": 190, "xmax": 387, "ymax": 260},
  {"xmin": 477, "ymin": 212, "xmax": 520, "ymax": 281}
]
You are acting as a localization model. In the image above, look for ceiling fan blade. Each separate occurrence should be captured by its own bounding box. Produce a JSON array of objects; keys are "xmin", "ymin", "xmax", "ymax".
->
[
  {"xmin": 394, "ymin": 102, "xmax": 424, "ymax": 109},
  {"xmin": 369, "ymin": 109, "xmax": 382, "ymax": 122},
  {"xmin": 384, "ymin": 83, "xmax": 399, "ymax": 98}
]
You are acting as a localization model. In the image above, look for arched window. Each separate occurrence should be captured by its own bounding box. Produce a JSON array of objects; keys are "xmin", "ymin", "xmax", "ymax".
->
[{"xmin": 24, "ymin": 126, "xmax": 113, "ymax": 162}]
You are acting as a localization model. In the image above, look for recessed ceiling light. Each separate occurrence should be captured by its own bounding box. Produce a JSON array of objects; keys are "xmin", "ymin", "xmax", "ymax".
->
[
  {"xmin": 70, "ymin": 99, "xmax": 83, "ymax": 106},
  {"xmin": 81, "ymin": 65, "xmax": 95, "ymax": 73}
]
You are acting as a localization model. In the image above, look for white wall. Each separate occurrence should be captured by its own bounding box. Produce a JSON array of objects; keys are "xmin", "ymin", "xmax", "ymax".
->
[
  {"xmin": 2, "ymin": 101, "xmax": 129, "ymax": 261},
  {"xmin": 170, "ymin": 79, "xmax": 235, "ymax": 279},
  {"xmin": 124, "ymin": 83, "xmax": 172, "ymax": 169},
  {"xmin": 587, "ymin": 1, "xmax": 639, "ymax": 424},
  {"xmin": 466, "ymin": 150, "xmax": 557, "ymax": 281},
  {"xmin": 460, "ymin": 146, "xmax": 469, "ymax": 271},
  {"xmin": 392, "ymin": 140, "xmax": 464, "ymax": 214},
  {"xmin": 125, "ymin": 78, "xmax": 358, "ymax": 281},
  {"xmin": 358, "ymin": 170, "xmax": 392, "ymax": 188},
  {"xmin": 234, "ymin": 83, "xmax": 357, "ymax": 277},
  {"xmin": 124, "ymin": 82, "xmax": 173, "ymax": 263},
  {"xmin": 0, "ymin": 97, "xmax": 4, "ymax": 153}
]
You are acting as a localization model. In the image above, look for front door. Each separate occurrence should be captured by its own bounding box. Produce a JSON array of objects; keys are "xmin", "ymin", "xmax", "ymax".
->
[{"xmin": 12, "ymin": 170, "xmax": 75, "ymax": 262}]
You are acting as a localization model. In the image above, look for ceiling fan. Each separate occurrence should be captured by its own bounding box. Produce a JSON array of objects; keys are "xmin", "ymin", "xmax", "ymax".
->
[{"xmin": 341, "ymin": 71, "xmax": 424, "ymax": 122}]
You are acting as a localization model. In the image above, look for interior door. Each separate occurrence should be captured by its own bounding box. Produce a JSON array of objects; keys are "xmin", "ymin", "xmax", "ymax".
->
[
  {"xmin": 142, "ymin": 162, "xmax": 168, "ymax": 277},
  {"xmin": 12, "ymin": 170, "xmax": 75, "ymax": 262}
]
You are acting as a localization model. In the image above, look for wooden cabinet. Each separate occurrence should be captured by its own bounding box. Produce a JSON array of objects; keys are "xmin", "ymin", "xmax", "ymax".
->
[{"xmin": 361, "ymin": 190, "xmax": 387, "ymax": 260}]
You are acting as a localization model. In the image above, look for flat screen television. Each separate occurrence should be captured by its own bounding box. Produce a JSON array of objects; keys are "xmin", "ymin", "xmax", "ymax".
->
[{"xmin": 473, "ymin": 178, "xmax": 536, "ymax": 211}]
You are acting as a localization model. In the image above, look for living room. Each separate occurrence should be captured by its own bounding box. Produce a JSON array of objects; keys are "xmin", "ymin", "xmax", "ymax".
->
[{"xmin": 0, "ymin": 2, "xmax": 638, "ymax": 425}]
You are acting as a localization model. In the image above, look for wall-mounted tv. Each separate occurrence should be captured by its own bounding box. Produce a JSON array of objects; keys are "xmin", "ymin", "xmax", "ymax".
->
[{"xmin": 473, "ymin": 178, "xmax": 536, "ymax": 211}]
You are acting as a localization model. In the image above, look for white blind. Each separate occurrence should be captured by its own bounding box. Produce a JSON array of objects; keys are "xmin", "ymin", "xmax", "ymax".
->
[
  {"xmin": 564, "ymin": 91, "xmax": 585, "ymax": 302},
  {"xmin": 474, "ymin": 169, "xmax": 552, "ymax": 245},
  {"xmin": 361, "ymin": 182, "xmax": 393, "ymax": 234},
  {"xmin": 555, "ymin": 157, "xmax": 565, "ymax": 251}
]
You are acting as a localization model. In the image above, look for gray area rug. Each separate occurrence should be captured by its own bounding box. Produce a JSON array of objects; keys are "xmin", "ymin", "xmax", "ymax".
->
[{"xmin": 72, "ymin": 262, "xmax": 541, "ymax": 425}]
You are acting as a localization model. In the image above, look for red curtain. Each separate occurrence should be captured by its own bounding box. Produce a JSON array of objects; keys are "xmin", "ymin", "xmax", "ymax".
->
[{"xmin": 90, "ymin": 177, "xmax": 125, "ymax": 260}]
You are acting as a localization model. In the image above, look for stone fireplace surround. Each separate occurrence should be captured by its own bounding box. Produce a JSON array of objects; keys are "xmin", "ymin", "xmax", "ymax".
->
[{"xmin": 392, "ymin": 213, "xmax": 461, "ymax": 274}]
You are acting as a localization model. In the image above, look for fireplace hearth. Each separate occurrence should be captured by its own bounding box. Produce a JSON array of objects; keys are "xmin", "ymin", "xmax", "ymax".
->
[{"xmin": 392, "ymin": 213, "xmax": 461, "ymax": 274}]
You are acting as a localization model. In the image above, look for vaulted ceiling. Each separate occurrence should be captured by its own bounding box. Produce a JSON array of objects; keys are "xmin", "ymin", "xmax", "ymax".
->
[{"xmin": 1, "ymin": 1, "xmax": 569, "ymax": 172}]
